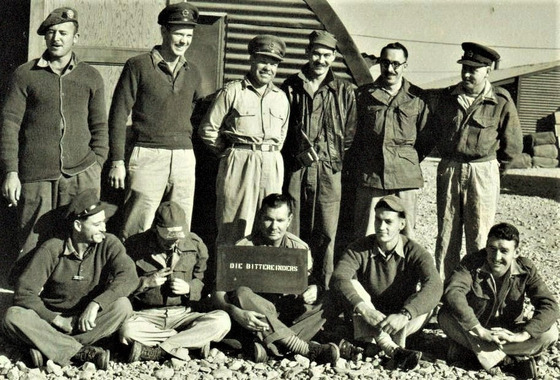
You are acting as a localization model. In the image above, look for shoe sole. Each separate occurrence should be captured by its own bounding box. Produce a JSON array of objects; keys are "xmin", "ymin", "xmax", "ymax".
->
[
  {"xmin": 97, "ymin": 349, "xmax": 110, "ymax": 370},
  {"xmin": 29, "ymin": 348, "xmax": 44, "ymax": 368},
  {"xmin": 253, "ymin": 342, "xmax": 268, "ymax": 363}
]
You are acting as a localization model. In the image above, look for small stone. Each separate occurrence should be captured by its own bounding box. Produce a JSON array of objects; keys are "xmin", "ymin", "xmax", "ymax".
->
[
  {"xmin": 7, "ymin": 367, "xmax": 20, "ymax": 380},
  {"xmin": 0, "ymin": 356, "xmax": 12, "ymax": 368},
  {"xmin": 45, "ymin": 360, "xmax": 63, "ymax": 376},
  {"xmin": 154, "ymin": 367, "xmax": 174, "ymax": 379},
  {"xmin": 213, "ymin": 367, "xmax": 233, "ymax": 379},
  {"xmin": 22, "ymin": 368, "xmax": 47, "ymax": 380},
  {"xmin": 63, "ymin": 366, "xmax": 79, "ymax": 378},
  {"xmin": 16, "ymin": 361, "xmax": 28, "ymax": 372},
  {"xmin": 229, "ymin": 360, "xmax": 243, "ymax": 371},
  {"xmin": 78, "ymin": 368, "xmax": 95, "ymax": 380},
  {"xmin": 169, "ymin": 358, "xmax": 187, "ymax": 369},
  {"xmin": 266, "ymin": 369, "xmax": 279, "ymax": 379},
  {"xmin": 294, "ymin": 355, "xmax": 310, "ymax": 367},
  {"xmin": 253, "ymin": 363, "xmax": 267, "ymax": 370}
]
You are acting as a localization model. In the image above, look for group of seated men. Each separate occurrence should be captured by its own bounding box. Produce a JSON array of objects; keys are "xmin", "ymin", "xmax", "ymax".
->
[{"xmin": 2, "ymin": 188, "xmax": 558, "ymax": 379}]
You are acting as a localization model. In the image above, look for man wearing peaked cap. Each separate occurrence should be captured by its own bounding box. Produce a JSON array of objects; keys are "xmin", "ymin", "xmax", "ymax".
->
[
  {"xmin": 281, "ymin": 30, "xmax": 357, "ymax": 290},
  {"xmin": 3, "ymin": 189, "xmax": 138, "ymax": 369},
  {"xmin": 1, "ymin": 6, "xmax": 108, "ymax": 284},
  {"xmin": 430, "ymin": 42, "xmax": 523, "ymax": 281},
  {"xmin": 199, "ymin": 35, "xmax": 290, "ymax": 247},
  {"xmin": 119, "ymin": 200, "xmax": 230, "ymax": 363},
  {"xmin": 332, "ymin": 194, "xmax": 442, "ymax": 371},
  {"xmin": 109, "ymin": 1, "xmax": 204, "ymax": 241}
]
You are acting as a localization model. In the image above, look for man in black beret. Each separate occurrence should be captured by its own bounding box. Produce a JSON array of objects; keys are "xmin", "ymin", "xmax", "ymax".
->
[
  {"xmin": 109, "ymin": 2, "xmax": 203, "ymax": 241},
  {"xmin": 280, "ymin": 30, "xmax": 357, "ymax": 290},
  {"xmin": 199, "ymin": 35, "xmax": 290, "ymax": 247},
  {"xmin": 430, "ymin": 42, "xmax": 523, "ymax": 281},
  {"xmin": 1, "ymin": 7, "xmax": 109, "ymax": 283},
  {"xmin": 2, "ymin": 189, "xmax": 138, "ymax": 370}
]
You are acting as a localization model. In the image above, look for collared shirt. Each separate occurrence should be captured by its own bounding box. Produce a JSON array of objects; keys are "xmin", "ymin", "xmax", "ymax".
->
[
  {"xmin": 151, "ymin": 46, "xmax": 188, "ymax": 80},
  {"xmin": 199, "ymin": 76, "xmax": 290, "ymax": 154},
  {"xmin": 453, "ymin": 79, "xmax": 492, "ymax": 111},
  {"xmin": 36, "ymin": 52, "xmax": 78, "ymax": 76},
  {"xmin": 373, "ymin": 236, "xmax": 405, "ymax": 261}
]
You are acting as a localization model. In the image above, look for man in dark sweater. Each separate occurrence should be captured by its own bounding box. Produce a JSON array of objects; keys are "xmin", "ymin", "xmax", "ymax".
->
[
  {"xmin": 3, "ymin": 189, "xmax": 138, "ymax": 370},
  {"xmin": 0, "ymin": 7, "xmax": 108, "ymax": 282},
  {"xmin": 120, "ymin": 201, "xmax": 230, "ymax": 362},
  {"xmin": 108, "ymin": 2, "xmax": 204, "ymax": 240},
  {"xmin": 332, "ymin": 195, "xmax": 442, "ymax": 371}
]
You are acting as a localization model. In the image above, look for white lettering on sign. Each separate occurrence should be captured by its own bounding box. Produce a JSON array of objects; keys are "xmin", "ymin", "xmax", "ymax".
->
[{"xmin": 228, "ymin": 262, "xmax": 299, "ymax": 272}]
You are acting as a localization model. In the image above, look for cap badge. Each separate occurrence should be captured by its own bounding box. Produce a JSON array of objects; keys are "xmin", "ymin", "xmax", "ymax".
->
[
  {"xmin": 182, "ymin": 9, "xmax": 191, "ymax": 18},
  {"xmin": 466, "ymin": 50, "xmax": 474, "ymax": 58},
  {"xmin": 65, "ymin": 9, "xmax": 74, "ymax": 19}
]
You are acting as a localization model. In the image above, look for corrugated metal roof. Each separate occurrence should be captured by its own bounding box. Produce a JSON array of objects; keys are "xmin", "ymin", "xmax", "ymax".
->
[
  {"xmin": 517, "ymin": 67, "xmax": 560, "ymax": 134},
  {"xmin": 190, "ymin": 0, "xmax": 358, "ymax": 85}
]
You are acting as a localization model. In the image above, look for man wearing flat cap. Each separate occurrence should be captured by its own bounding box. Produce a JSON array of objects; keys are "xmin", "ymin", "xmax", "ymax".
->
[
  {"xmin": 332, "ymin": 194, "xmax": 442, "ymax": 371},
  {"xmin": 119, "ymin": 201, "xmax": 231, "ymax": 363},
  {"xmin": 3, "ymin": 189, "xmax": 138, "ymax": 370},
  {"xmin": 348, "ymin": 42, "xmax": 434, "ymax": 240},
  {"xmin": 199, "ymin": 35, "xmax": 290, "ymax": 247},
  {"xmin": 281, "ymin": 30, "xmax": 357, "ymax": 290},
  {"xmin": 109, "ymin": 2, "xmax": 204, "ymax": 240},
  {"xmin": 1, "ymin": 7, "xmax": 108, "ymax": 283},
  {"xmin": 430, "ymin": 42, "xmax": 523, "ymax": 281}
]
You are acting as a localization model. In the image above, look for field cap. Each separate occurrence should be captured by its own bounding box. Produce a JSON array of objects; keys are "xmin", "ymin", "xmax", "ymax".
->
[
  {"xmin": 457, "ymin": 42, "xmax": 500, "ymax": 67},
  {"xmin": 375, "ymin": 194, "xmax": 406, "ymax": 215},
  {"xmin": 248, "ymin": 35, "xmax": 286, "ymax": 61},
  {"xmin": 66, "ymin": 189, "xmax": 115, "ymax": 220},
  {"xmin": 155, "ymin": 201, "xmax": 187, "ymax": 240},
  {"xmin": 37, "ymin": 7, "xmax": 78, "ymax": 35},
  {"xmin": 309, "ymin": 30, "xmax": 337, "ymax": 50},
  {"xmin": 158, "ymin": 2, "xmax": 199, "ymax": 26}
]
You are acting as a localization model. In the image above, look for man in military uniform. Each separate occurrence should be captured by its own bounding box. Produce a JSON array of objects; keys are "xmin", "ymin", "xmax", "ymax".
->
[
  {"xmin": 432, "ymin": 42, "xmax": 523, "ymax": 280},
  {"xmin": 108, "ymin": 2, "xmax": 203, "ymax": 240},
  {"xmin": 349, "ymin": 42, "xmax": 432, "ymax": 239},
  {"xmin": 212, "ymin": 193, "xmax": 339, "ymax": 364},
  {"xmin": 1, "ymin": 7, "xmax": 108, "ymax": 282},
  {"xmin": 199, "ymin": 35, "xmax": 290, "ymax": 247},
  {"xmin": 281, "ymin": 31, "xmax": 357, "ymax": 289}
]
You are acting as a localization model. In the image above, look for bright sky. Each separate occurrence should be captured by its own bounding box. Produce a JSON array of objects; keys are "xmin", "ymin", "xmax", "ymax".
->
[{"xmin": 328, "ymin": 0, "xmax": 560, "ymax": 85}]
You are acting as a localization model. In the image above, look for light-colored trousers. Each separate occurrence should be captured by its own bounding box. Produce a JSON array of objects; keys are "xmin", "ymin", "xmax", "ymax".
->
[
  {"xmin": 435, "ymin": 159, "xmax": 500, "ymax": 281},
  {"xmin": 438, "ymin": 308, "xmax": 558, "ymax": 370},
  {"xmin": 119, "ymin": 307, "xmax": 231, "ymax": 361},
  {"xmin": 354, "ymin": 186, "xmax": 419, "ymax": 239},
  {"xmin": 216, "ymin": 148, "xmax": 283, "ymax": 247},
  {"xmin": 122, "ymin": 147, "xmax": 196, "ymax": 240},
  {"xmin": 351, "ymin": 280, "xmax": 431, "ymax": 348}
]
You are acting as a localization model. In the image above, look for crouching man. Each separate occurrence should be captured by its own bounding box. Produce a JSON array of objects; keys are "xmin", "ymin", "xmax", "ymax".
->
[
  {"xmin": 3, "ymin": 189, "xmax": 138, "ymax": 370},
  {"xmin": 212, "ymin": 193, "xmax": 340, "ymax": 364},
  {"xmin": 439, "ymin": 223, "xmax": 559, "ymax": 378},
  {"xmin": 120, "ymin": 201, "xmax": 231, "ymax": 362},
  {"xmin": 332, "ymin": 195, "xmax": 442, "ymax": 371}
]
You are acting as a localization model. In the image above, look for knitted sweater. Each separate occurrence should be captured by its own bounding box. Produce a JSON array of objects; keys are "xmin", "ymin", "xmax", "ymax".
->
[
  {"xmin": 0, "ymin": 55, "xmax": 108, "ymax": 182},
  {"xmin": 108, "ymin": 48, "xmax": 203, "ymax": 161}
]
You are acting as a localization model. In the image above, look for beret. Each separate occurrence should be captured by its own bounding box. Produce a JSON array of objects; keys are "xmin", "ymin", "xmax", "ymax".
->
[{"xmin": 37, "ymin": 7, "xmax": 78, "ymax": 35}]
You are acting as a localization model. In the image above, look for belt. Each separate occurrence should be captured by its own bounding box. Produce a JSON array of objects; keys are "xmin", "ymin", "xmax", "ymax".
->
[{"xmin": 231, "ymin": 143, "xmax": 279, "ymax": 152}]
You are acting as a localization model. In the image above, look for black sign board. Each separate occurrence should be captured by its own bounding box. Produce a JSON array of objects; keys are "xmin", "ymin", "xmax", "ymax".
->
[{"xmin": 216, "ymin": 246, "xmax": 308, "ymax": 294}]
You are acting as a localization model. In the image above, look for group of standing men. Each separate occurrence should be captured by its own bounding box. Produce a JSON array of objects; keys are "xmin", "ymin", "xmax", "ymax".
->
[{"xmin": 0, "ymin": 2, "xmax": 557, "ymax": 378}]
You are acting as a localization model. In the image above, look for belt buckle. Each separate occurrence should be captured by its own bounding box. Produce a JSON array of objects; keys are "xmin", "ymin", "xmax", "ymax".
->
[{"xmin": 261, "ymin": 144, "xmax": 271, "ymax": 152}]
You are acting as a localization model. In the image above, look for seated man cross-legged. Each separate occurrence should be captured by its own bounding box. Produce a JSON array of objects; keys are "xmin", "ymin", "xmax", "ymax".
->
[
  {"xmin": 213, "ymin": 193, "xmax": 340, "ymax": 365},
  {"xmin": 120, "ymin": 201, "xmax": 231, "ymax": 362},
  {"xmin": 332, "ymin": 195, "xmax": 442, "ymax": 371},
  {"xmin": 439, "ymin": 223, "xmax": 559, "ymax": 379}
]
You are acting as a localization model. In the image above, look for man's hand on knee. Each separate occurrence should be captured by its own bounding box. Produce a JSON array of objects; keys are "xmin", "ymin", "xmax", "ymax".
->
[
  {"xmin": 378, "ymin": 313, "xmax": 409, "ymax": 335},
  {"xmin": 355, "ymin": 302, "xmax": 385, "ymax": 327},
  {"xmin": 52, "ymin": 314, "xmax": 75, "ymax": 334},
  {"xmin": 78, "ymin": 302, "xmax": 100, "ymax": 332},
  {"xmin": 490, "ymin": 327, "xmax": 530, "ymax": 345},
  {"xmin": 231, "ymin": 307, "xmax": 270, "ymax": 332}
]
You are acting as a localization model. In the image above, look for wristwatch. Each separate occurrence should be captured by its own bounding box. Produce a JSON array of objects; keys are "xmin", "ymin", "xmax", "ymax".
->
[{"xmin": 399, "ymin": 308, "xmax": 412, "ymax": 320}]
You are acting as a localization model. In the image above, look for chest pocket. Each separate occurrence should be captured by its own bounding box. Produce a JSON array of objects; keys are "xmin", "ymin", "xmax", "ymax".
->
[
  {"xmin": 463, "ymin": 113, "xmax": 498, "ymax": 157},
  {"xmin": 266, "ymin": 107, "xmax": 286, "ymax": 139},
  {"xmin": 393, "ymin": 102, "xmax": 419, "ymax": 143},
  {"xmin": 171, "ymin": 252, "xmax": 198, "ymax": 281},
  {"xmin": 230, "ymin": 106, "xmax": 259, "ymax": 136}
]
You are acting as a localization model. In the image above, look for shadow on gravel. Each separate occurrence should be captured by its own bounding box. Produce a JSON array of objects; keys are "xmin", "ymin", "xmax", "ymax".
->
[{"xmin": 501, "ymin": 174, "xmax": 560, "ymax": 201}]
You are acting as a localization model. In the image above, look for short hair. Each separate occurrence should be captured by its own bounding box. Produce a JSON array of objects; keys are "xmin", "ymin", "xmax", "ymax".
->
[
  {"xmin": 488, "ymin": 223, "xmax": 520, "ymax": 248},
  {"xmin": 380, "ymin": 42, "xmax": 408, "ymax": 60},
  {"xmin": 260, "ymin": 193, "xmax": 294, "ymax": 215}
]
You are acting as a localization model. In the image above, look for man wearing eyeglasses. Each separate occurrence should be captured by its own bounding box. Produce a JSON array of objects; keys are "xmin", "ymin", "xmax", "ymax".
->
[
  {"xmin": 120, "ymin": 201, "xmax": 231, "ymax": 363},
  {"xmin": 281, "ymin": 31, "xmax": 357, "ymax": 290},
  {"xmin": 348, "ymin": 42, "xmax": 433, "ymax": 239}
]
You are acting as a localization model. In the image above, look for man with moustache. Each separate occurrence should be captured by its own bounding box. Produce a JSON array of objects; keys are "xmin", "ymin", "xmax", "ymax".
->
[
  {"xmin": 212, "ymin": 193, "xmax": 340, "ymax": 364},
  {"xmin": 439, "ymin": 223, "xmax": 559, "ymax": 378},
  {"xmin": 0, "ymin": 7, "xmax": 108, "ymax": 282},
  {"xmin": 431, "ymin": 43, "xmax": 523, "ymax": 280},
  {"xmin": 281, "ymin": 31, "xmax": 357, "ymax": 289},
  {"xmin": 199, "ymin": 35, "xmax": 290, "ymax": 247},
  {"xmin": 332, "ymin": 195, "xmax": 442, "ymax": 371},
  {"xmin": 3, "ymin": 189, "xmax": 138, "ymax": 370},
  {"xmin": 348, "ymin": 42, "xmax": 432, "ymax": 239},
  {"xmin": 109, "ymin": 2, "xmax": 203, "ymax": 240}
]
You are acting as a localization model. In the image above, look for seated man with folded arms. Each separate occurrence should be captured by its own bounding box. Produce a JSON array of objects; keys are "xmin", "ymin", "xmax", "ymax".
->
[
  {"xmin": 439, "ymin": 223, "xmax": 559, "ymax": 378},
  {"xmin": 212, "ymin": 193, "xmax": 340, "ymax": 364},
  {"xmin": 120, "ymin": 201, "xmax": 231, "ymax": 362},
  {"xmin": 2, "ymin": 189, "xmax": 138, "ymax": 370},
  {"xmin": 332, "ymin": 195, "xmax": 442, "ymax": 371}
]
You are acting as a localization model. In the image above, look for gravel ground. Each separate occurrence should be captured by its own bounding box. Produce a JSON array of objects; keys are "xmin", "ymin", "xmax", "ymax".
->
[{"xmin": 0, "ymin": 158, "xmax": 558, "ymax": 379}]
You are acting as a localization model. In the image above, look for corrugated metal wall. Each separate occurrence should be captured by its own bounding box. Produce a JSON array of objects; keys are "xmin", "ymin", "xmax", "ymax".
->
[
  {"xmin": 190, "ymin": 0, "xmax": 354, "ymax": 85},
  {"xmin": 517, "ymin": 67, "xmax": 560, "ymax": 135}
]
